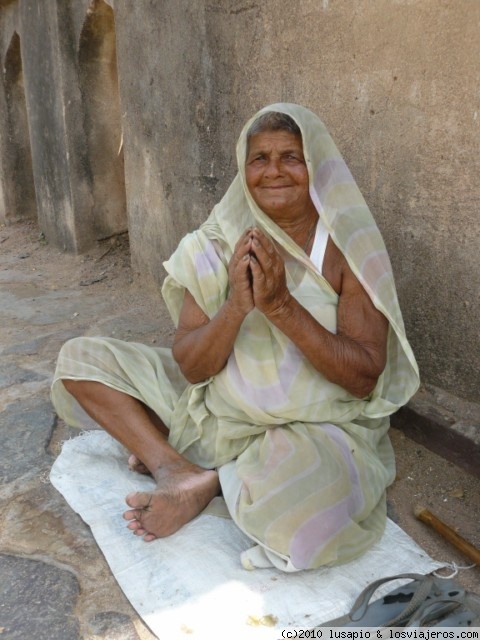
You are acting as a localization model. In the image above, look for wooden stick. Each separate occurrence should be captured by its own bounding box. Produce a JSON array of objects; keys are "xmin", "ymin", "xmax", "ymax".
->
[{"xmin": 414, "ymin": 505, "xmax": 480, "ymax": 566}]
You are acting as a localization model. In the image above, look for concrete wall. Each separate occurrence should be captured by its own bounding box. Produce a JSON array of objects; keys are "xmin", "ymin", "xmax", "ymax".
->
[
  {"xmin": 0, "ymin": 0, "xmax": 126, "ymax": 250},
  {"xmin": 78, "ymin": 0, "xmax": 127, "ymax": 239},
  {"xmin": 8, "ymin": 0, "xmax": 93, "ymax": 250},
  {"xmin": 114, "ymin": 0, "xmax": 218, "ymax": 284},
  {"xmin": 0, "ymin": 0, "xmax": 478, "ymax": 404},
  {"xmin": 0, "ymin": 1, "xmax": 36, "ymax": 223}
]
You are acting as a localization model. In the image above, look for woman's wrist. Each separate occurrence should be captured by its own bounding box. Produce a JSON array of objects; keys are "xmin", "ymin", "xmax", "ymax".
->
[
  {"xmin": 224, "ymin": 291, "xmax": 252, "ymax": 321},
  {"xmin": 262, "ymin": 290, "xmax": 295, "ymax": 323}
]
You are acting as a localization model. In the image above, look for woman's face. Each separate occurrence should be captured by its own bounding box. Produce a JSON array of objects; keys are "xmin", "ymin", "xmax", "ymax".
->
[{"xmin": 245, "ymin": 130, "xmax": 312, "ymax": 223}]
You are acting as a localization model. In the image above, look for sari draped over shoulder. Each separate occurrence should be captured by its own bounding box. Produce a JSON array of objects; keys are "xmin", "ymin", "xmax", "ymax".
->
[{"xmin": 51, "ymin": 104, "xmax": 419, "ymax": 571}]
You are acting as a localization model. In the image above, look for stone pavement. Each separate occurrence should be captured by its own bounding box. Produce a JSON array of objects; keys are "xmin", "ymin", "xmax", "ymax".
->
[
  {"xmin": 1, "ymin": 221, "xmax": 479, "ymax": 639},
  {"xmin": 1, "ymin": 223, "xmax": 162, "ymax": 639}
]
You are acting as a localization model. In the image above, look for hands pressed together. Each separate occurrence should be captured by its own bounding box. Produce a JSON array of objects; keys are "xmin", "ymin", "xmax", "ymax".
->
[{"xmin": 228, "ymin": 227, "xmax": 291, "ymax": 319}]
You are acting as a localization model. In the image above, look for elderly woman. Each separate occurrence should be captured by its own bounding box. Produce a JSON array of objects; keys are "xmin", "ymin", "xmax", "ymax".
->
[{"xmin": 51, "ymin": 104, "xmax": 419, "ymax": 571}]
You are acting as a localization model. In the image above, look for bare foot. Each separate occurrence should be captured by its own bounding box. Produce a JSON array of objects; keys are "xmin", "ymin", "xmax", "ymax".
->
[
  {"xmin": 123, "ymin": 460, "xmax": 220, "ymax": 541},
  {"xmin": 128, "ymin": 454, "xmax": 151, "ymax": 476}
]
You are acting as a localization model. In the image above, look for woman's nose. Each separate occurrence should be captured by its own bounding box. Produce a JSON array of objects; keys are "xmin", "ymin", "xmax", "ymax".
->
[{"xmin": 264, "ymin": 157, "xmax": 282, "ymax": 177}]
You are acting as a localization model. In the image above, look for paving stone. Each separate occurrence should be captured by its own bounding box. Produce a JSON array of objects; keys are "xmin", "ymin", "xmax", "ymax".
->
[
  {"xmin": 0, "ymin": 337, "xmax": 46, "ymax": 356},
  {"xmin": 0, "ymin": 399, "xmax": 55, "ymax": 483},
  {"xmin": 85, "ymin": 308, "xmax": 163, "ymax": 343},
  {"xmin": 0, "ymin": 553, "xmax": 79, "ymax": 640},
  {"xmin": 393, "ymin": 397, "xmax": 480, "ymax": 479},
  {"xmin": 88, "ymin": 612, "xmax": 140, "ymax": 639},
  {"xmin": 1, "ymin": 329, "xmax": 83, "ymax": 357},
  {"xmin": 1, "ymin": 288, "xmax": 110, "ymax": 326},
  {"xmin": 0, "ymin": 362, "xmax": 46, "ymax": 390}
]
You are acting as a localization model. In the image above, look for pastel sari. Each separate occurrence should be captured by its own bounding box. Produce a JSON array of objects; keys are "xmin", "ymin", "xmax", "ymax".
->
[{"xmin": 51, "ymin": 104, "xmax": 419, "ymax": 571}]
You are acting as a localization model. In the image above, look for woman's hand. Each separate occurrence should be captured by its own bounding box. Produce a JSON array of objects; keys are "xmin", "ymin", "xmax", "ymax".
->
[
  {"xmin": 249, "ymin": 228, "xmax": 291, "ymax": 316},
  {"xmin": 227, "ymin": 229, "xmax": 255, "ymax": 316},
  {"xmin": 172, "ymin": 227, "xmax": 290, "ymax": 383}
]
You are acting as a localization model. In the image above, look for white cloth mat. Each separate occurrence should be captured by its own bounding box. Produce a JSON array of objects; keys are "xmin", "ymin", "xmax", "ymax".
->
[{"xmin": 50, "ymin": 431, "xmax": 444, "ymax": 640}]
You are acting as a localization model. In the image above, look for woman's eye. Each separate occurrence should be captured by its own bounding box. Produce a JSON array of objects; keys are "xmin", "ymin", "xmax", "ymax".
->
[{"xmin": 288, "ymin": 155, "xmax": 305, "ymax": 164}]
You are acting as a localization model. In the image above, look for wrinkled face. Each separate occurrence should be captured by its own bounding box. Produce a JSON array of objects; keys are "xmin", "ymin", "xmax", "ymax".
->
[{"xmin": 245, "ymin": 130, "xmax": 311, "ymax": 221}]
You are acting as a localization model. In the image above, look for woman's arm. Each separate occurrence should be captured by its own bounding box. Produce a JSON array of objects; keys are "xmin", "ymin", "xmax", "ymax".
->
[
  {"xmin": 249, "ymin": 229, "xmax": 388, "ymax": 398},
  {"xmin": 172, "ymin": 291, "xmax": 246, "ymax": 383},
  {"xmin": 172, "ymin": 229, "xmax": 255, "ymax": 383}
]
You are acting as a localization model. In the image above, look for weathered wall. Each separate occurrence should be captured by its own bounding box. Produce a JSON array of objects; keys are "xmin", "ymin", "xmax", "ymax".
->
[
  {"xmin": 0, "ymin": 0, "xmax": 478, "ymax": 404},
  {"xmin": 113, "ymin": 0, "xmax": 218, "ymax": 284},
  {"xmin": 78, "ymin": 0, "xmax": 127, "ymax": 239},
  {"xmin": 0, "ymin": 30, "xmax": 36, "ymax": 222},
  {"xmin": 0, "ymin": 0, "xmax": 36, "ymax": 223},
  {"xmin": 17, "ymin": 0, "xmax": 94, "ymax": 251},
  {"xmin": 0, "ymin": 0, "xmax": 127, "ymax": 249}
]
